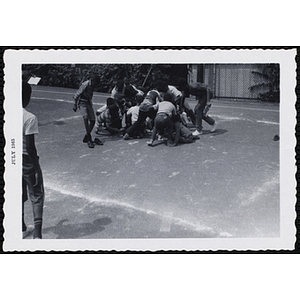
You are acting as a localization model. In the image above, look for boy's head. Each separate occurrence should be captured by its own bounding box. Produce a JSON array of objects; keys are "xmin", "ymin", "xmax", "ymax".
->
[
  {"xmin": 91, "ymin": 75, "xmax": 100, "ymax": 87},
  {"xmin": 177, "ymin": 78, "xmax": 187, "ymax": 90},
  {"xmin": 115, "ymin": 80, "xmax": 124, "ymax": 92},
  {"xmin": 106, "ymin": 97, "xmax": 115, "ymax": 107},
  {"xmin": 155, "ymin": 80, "xmax": 168, "ymax": 93},
  {"xmin": 22, "ymin": 81, "xmax": 32, "ymax": 108},
  {"xmin": 22, "ymin": 70, "xmax": 31, "ymax": 82},
  {"xmin": 177, "ymin": 77, "xmax": 190, "ymax": 97},
  {"xmin": 108, "ymin": 103, "xmax": 119, "ymax": 117},
  {"xmin": 123, "ymin": 78, "xmax": 130, "ymax": 85},
  {"xmin": 135, "ymin": 94, "xmax": 144, "ymax": 105},
  {"xmin": 163, "ymin": 93, "xmax": 173, "ymax": 103}
]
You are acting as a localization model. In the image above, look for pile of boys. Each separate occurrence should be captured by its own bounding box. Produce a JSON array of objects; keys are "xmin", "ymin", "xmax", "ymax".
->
[
  {"xmin": 21, "ymin": 74, "xmax": 217, "ymax": 239},
  {"xmin": 73, "ymin": 76, "xmax": 217, "ymax": 148}
]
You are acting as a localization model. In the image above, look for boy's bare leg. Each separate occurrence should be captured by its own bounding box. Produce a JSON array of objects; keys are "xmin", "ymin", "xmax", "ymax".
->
[
  {"xmin": 83, "ymin": 118, "xmax": 90, "ymax": 137},
  {"xmin": 88, "ymin": 120, "xmax": 95, "ymax": 136},
  {"xmin": 83, "ymin": 118, "xmax": 95, "ymax": 140},
  {"xmin": 173, "ymin": 121, "xmax": 180, "ymax": 145},
  {"xmin": 147, "ymin": 126, "xmax": 157, "ymax": 146}
]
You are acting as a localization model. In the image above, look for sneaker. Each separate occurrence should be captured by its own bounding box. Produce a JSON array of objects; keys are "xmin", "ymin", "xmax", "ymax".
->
[
  {"xmin": 210, "ymin": 122, "xmax": 217, "ymax": 133},
  {"xmin": 167, "ymin": 141, "xmax": 177, "ymax": 147},
  {"xmin": 192, "ymin": 130, "xmax": 203, "ymax": 136},
  {"xmin": 88, "ymin": 141, "xmax": 95, "ymax": 148},
  {"xmin": 94, "ymin": 138, "xmax": 103, "ymax": 145},
  {"xmin": 123, "ymin": 133, "xmax": 130, "ymax": 140}
]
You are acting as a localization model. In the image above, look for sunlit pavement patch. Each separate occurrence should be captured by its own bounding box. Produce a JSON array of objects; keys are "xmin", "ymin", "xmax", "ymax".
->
[{"xmin": 160, "ymin": 212, "xmax": 173, "ymax": 232}]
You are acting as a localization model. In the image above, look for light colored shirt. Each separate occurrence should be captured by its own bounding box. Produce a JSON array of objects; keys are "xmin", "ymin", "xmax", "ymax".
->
[
  {"xmin": 167, "ymin": 85, "xmax": 182, "ymax": 100},
  {"xmin": 73, "ymin": 80, "xmax": 93, "ymax": 103},
  {"xmin": 140, "ymin": 90, "xmax": 161, "ymax": 112},
  {"xmin": 111, "ymin": 86, "xmax": 125, "ymax": 102},
  {"xmin": 157, "ymin": 101, "xmax": 176, "ymax": 118},
  {"xmin": 127, "ymin": 105, "xmax": 140, "ymax": 123},
  {"xmin": 97, "ymin": 105, "xmax": 107, "ymax": 114},
  {"xmin": 23, "ymin": 108, "xmax": 38, "ymax": 155}
]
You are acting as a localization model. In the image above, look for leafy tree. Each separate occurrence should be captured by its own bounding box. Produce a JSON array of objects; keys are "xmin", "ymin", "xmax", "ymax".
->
[
  {"xmin": 249, "ymin": 64, "xmax": 280, "ymax": 102},
  {"xmin": 22, "ymin": 64, "xmax": 188, "ymax": 93}
]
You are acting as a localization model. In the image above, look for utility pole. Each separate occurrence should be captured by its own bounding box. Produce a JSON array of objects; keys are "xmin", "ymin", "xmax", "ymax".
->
[{"xmin": 213, "ymin": 64, "xmax": 216, "ymax": 98}]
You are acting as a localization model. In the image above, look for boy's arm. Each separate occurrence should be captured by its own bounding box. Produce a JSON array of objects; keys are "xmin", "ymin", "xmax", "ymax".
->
[
  {"xmin": 25, "ymin": 134, "xmax": 43, "ymax": 186},
  {"xmin": 73, "ymin": 82, "xmax": 86, "ymax": 111},
  {"xmin": 171, "ymin": 88, "xmax": 183, "ymax": 111},
  {"xmin": 175, "ymin": 94, "xmax": 184, "ymax": 113},
  {"xmin": 173, "ymin": 88, "xmax": 183, "ymax": 105},
  {"xmin": 156, "ymin": 91, "xmax": 163, "ymax": 103},
  {"xmin": 131, "ymin": 84, "xmax": 144, "ymax": 96},
  {"xmin": 206, "ymin": 86, "xmax": 211, "ymax": 104}
]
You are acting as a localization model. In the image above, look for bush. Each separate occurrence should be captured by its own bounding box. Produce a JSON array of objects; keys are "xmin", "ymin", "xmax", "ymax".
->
[
  {"xmin": 249, "ymin": 64, "xmax": 280, "ymax": 103},
  {"xmin": 22, "ymin": 64, "xmax": 189, "ymax": 93}
]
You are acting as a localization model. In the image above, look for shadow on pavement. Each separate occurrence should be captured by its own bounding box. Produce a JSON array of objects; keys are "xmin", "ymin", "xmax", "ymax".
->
[{"xmin": 43, "ymin": 217, "xmax": 112, "ymax": 239}]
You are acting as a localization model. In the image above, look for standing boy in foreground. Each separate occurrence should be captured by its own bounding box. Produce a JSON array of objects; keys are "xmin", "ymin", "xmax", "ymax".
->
[
  {"xmin": 73, "ymin": 75, "xmax": 102, "ymax": 148},
  {"xmin": 22, "ymin": 81, "xmax": 44, "ymax": 239}
]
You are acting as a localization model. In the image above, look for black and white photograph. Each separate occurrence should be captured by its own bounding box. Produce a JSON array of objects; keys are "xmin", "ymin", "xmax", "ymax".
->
[{"xmin": 2, "ymin": 48, "xmax": 296, "ymax": 251}]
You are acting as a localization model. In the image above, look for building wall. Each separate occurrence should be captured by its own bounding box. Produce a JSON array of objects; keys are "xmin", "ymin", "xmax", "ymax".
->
[{"xmin": 189, "ymin": 64, "xmax": 272, "ymax": 100}]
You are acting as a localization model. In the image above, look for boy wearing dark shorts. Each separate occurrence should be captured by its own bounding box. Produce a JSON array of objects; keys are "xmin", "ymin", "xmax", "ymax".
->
[
  {"xmin": 148, "ymin": 93, "xmax": 178, "ymax": 147},
  {"xmin": 73, "ymin": 75, "xmax": 103, "ymax": 148}
]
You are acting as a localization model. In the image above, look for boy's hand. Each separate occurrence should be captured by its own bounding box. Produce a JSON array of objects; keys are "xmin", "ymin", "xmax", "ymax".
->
[
  {"xmin": 73, "ymin": 104, "xmax": 77, "ymax": 112},
  {"xmin": 203, "ymin": 104, "xmax": 211, "ymax": 116}
]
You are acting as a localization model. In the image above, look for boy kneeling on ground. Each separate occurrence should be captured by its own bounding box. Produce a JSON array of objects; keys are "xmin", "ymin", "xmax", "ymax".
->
[{"xmin": 148, "ymin": 93, "xmax": 179, "ymax": 147}]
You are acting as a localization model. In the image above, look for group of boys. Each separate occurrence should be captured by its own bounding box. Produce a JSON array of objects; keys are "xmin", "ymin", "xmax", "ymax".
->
[
  {"xmin": 21, "ymin": 74, "xmax": 218, "ymax": 239},
  {"xmin": 73, "ymin": 76, "xmax": 217, "ymax": 148}
]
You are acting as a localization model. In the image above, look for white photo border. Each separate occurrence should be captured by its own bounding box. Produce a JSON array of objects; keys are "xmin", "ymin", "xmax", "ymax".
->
[{"xmin": 2, "ymin": 48, "xmax": 297, "ymax": 252}]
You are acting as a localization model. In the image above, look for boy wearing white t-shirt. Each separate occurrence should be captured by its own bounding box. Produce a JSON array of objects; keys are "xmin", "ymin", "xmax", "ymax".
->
[
  {"xmin": 22, "ymin": 81, "xmax": 44, "ymax": 239},
  {"xmin": 124, "ymin": 94, "xmax": 146, "ymax": 138}
]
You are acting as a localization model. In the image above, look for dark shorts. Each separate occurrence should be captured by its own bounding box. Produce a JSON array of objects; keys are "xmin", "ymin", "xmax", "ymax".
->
[
  {"xmin": 79, "ymin": 101, "xmax": 95, "ymax": 121},
  {"xmin": 154, "ymin": 113, "xmax": 173, "ymax": 131}
]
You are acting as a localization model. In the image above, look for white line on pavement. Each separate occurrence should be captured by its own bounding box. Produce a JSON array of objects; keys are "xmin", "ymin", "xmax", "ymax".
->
[
  {"xmin": 256, "ymin": 120, "xmax": 279, "ymax": 125},
  {"xmin": 32, "ymin": 88, "xmax": 108, "ymax": 97},
  {"xmin": 55, "ymin": 115, "xmax": 82, "ymax": 122},
  {"xmin": 212, "ymin": 114, "xmax": 279, "ymax": 125},
  {"xmin": 31, "ymin": 97, "xmax": 104, "ymax": 106},
  {"xmin": 213, "ymin": 104, "xmax": 279, "ymax": 113},
  {"xmin": 44, "ymin": 182, "xmax": 216, "ymax": 235}
]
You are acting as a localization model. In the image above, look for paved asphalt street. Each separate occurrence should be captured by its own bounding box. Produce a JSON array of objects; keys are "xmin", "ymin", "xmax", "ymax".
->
[{"xmin": 23, "ymin": 85, "xmax": 280, "ymax": 239}]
